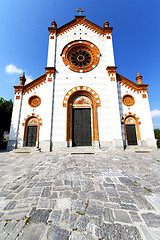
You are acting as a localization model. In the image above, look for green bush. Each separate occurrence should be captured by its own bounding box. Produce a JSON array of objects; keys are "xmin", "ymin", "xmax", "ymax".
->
[
  {"xmin": 154, "ymin": 129, "xmax": 160, "ymax": 148},
  {"xmin": 157, "ymin": 139, "xmax": 160, "ymax": 148}
]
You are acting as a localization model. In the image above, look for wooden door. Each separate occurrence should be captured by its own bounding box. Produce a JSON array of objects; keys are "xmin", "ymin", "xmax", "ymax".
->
[
  {"xmin": 126, "ymin": 124, "xmax": 137, "ymax": 145},
  {"xmin": 26, "ymin": 126, "xmax": 37, "ymax": 147},
  {"xmin": 72, "ymin": 108, "xmax": 91, "ymax": 146}
]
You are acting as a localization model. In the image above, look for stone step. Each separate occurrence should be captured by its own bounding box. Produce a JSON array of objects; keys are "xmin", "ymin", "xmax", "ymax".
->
[
  {"xmin": 125, "ymin": 146, "xmax": 152, "ymax": 152},
  {"xmin": 58, "ymin": 146, "xmax": 103, "ymax": 154},
  {"xmin": 13, "ymin": 147, "xmax": 41, "ymax": 153}
]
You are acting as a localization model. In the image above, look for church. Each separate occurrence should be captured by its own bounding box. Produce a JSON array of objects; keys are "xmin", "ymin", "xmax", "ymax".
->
[{"xmin": 8, "ymin": 10, "xmax": 156, "ymax": 151}]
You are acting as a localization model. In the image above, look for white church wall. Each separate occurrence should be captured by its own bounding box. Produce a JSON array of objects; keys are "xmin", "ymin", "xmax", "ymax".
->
[
  {"xmin": 50, "ymin": 25, "xmax": 122, "ymax": 149},
  {"xmin": 47, "ymin": 34, "xmax": 56, "ymax": 67},
  {"xmin": 14, "ymin": 76, "xmax": 54, "ymax": 150},
  {"xmin": 118, "ymin": 83, "xmax": 156, "ymax": 148},
  {"xmin": 7, "ymin": 93, "xmax": 22, "ymax": 149}
]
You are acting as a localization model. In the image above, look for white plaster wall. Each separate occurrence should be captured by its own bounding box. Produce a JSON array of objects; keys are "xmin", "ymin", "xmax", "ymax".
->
[
  {"xmin": 16, "ymin": 75, "xmax": 54, "ymax": 148},
  {"xmin": 8, "ymin": 94, "xmax": 22, "ymax": 141},
  {"xmin": 118, "ymin": 82, "xmax": 155, "ymax": 142},
  {"xmin": 51, "ymin": 24, "xmax": 122, "ymax": 145},
  {"xmin": 47, "ymin": 34, "xmax": 56, "ymax": 67}
]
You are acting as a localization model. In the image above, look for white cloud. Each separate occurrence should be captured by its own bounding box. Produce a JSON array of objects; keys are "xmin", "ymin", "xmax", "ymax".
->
[
  {"xmin": 5, "ymin": 64, "xmax": 33, "ymax": 84},
  {"xmin": 151, "ymin": 109, "xmax": 160, "ymax": 118},
  {"xmin": 5, "ymin": 64, "xmax": 23, "ymax": 74}
]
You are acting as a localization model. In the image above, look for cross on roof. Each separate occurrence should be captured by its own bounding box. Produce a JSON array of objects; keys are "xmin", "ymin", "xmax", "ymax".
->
[{"xmin": 76, "ymin": 8, "xmax": 84, "ymax": 16}]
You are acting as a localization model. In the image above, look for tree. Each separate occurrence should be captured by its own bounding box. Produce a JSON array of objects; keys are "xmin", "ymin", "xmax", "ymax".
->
[
  {"xmin": 0, "ymin": 98, "xmax": 13, "ymax": 149},
  {"xmin": 154, "ymin": 129, "xmax": 160, "ymax": 148}
]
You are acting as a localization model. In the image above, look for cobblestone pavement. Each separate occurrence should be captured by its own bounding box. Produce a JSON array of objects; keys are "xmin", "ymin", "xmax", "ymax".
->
[{"xmin": 0, "ymin": 148, "xmax": 160, "ymax": 240}]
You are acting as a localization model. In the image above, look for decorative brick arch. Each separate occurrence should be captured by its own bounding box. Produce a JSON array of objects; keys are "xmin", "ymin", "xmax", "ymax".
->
[
  {"xmin": 63, "ymin": 86, "xmax": 101, "ymax": 107},
  {"xmin": 63, "ymin": 86, "xmax": 101, "ymax": 144},
  {"xmin": 22, "ymin": 113, "xmax": 42, "ymax": 144},
  {"xmin": 121, "ymin": 112, "xmax": 141, "ymax": 141}
]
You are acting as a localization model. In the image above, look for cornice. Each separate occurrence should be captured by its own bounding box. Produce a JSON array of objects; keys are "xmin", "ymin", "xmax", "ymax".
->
[
  {"xmin": 49, "ymin": 16, "xmax": 113, "ymax": 36},
  {"xmin": 107, "ymin": 66, "xmax": 117, "ymax": 76},
  {"xmin": 45, "ymin": 67, "xmax": 56, "ymax": 76},
  {"xmin": 48, "ymin": 27, "xmax": 57, "ymax": 35},
  {"xmin": 14, "ymin": 74, "xmax": 47, "ymax": 94},
  {"xmin": 116, "ymin": 73, "xmax": 148, "ymax": 93},
  {"xmin": 14, "ymin": 85, "xmax": 24, "ymax": 94}
]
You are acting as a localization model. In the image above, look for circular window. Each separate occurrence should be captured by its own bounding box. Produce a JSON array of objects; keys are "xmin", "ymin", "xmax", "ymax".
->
[
  {"xmin": 61, "ymin": 41, "xmax": 100, "ymax": 72},
  {"xmin": 28, "ymin": 95, "xmax": 41, "ymax": 108},
  {"xmin": 70, "ymin": 48, "xmax": 91, "ymax": 68},
  {"xmin": 122, "ymin": 94, "xmax": 135, "ymax": 107}
]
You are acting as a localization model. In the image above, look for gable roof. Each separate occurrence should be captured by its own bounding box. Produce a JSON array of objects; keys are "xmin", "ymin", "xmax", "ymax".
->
[
  {"xmin": 14, "ymin": 74, "xmax": 46, "ymax": 94},
  {"xmin": 48, "ymin": 16, "xmax": 113, "ymax": 36},
  {"xmin": 116, "ymin": 73, "xmax": 148, "ymax": 93}
]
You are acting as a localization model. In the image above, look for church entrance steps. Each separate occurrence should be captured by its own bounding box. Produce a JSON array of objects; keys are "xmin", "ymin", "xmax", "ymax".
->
[
  {"xmin": 12, "ymin": 147, "xmax": 41, "ymax": 153},
  {"xmin": 125, "ymin": 146, "xmax": 153, "ymax": 153},
  {"xmin": 57, "ymin": 146, "xmax": 103, "ymax": 154}
]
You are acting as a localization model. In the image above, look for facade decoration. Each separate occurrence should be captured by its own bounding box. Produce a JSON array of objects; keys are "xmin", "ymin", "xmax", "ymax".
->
[
  {"xmin": 61, "ymin": 40, "xmax": 100, "ymax": 72},
  {"xmin": 28, "ymin": 95, "xmax": 41, "ymax": 108},
  {"xmin": 73, "ymin": 96, "xmax": 91, "ymax": 107},
  {"xmin": 122, "ymin": 94, "xmax": 135, "ymax": 107},
  {"xmin": 7, "ymin": 12, "xmax": 156, "ymax": 151}
]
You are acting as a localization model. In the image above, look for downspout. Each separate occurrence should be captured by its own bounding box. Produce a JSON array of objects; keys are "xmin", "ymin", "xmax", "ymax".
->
[{"xmin": 49, "ymin": 23, "xmax": 57, "ymax": 151}]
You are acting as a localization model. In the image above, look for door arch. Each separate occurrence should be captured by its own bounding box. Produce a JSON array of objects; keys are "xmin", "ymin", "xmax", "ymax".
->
[
  {"xmin": 23, "ymin": 115, "xmax": 42, "ymax": 147},
  {"xmin": 26, "ymin": 118, "xmax": 38, "ymax": 146},
  {"xmin": 122, "ymin": 114, "xmax": 141, "ymax": 145},
  {"xmin": 72, "ymin": 96, "xmax": 92, "ymax": 146},
  {"xmin": 63, "ymin": 86, "xmax": 101, "ymax": 146},
  {"xmin": 125, "ymin": 117, "xmax": 137, "ymax": 145}
]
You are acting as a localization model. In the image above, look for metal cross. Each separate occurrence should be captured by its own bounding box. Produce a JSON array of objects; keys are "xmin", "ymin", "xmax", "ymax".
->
[{"xmin": 76, "ymin": 8, "xmax": 84, "ymax": 16}]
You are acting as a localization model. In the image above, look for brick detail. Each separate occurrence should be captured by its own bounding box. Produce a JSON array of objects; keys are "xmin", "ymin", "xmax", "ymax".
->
[{"xmin": 142, "ymin": 94, "xmax": 147, "ymax": 98}]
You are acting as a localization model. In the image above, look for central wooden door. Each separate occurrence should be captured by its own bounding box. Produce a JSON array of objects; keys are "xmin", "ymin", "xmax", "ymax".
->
[
  {"xmin": 26, "ymin": 126, "xmax": 37, "ymax": 147},
  {"xmin": 126, "ymin": 124, "xmax": 137, "ymax": 145},
  {"xmin": 72, "ymin": 108, "xmax": 92, "ymax": 146}
]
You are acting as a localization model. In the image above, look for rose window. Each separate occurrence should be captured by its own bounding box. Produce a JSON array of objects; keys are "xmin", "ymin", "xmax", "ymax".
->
[
  {"xmin": 61, "ymin": 40, "xmax": 100, "ymax": 73},
  {"xmin": 70, "ymin": 49, "xmax": 91, "ymax": 67}
]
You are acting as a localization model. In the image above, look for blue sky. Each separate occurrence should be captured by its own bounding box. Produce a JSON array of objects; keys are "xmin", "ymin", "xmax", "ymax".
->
[{"xmin": 0, "ymin": 0, "xmax": 160, "ymax": 128}]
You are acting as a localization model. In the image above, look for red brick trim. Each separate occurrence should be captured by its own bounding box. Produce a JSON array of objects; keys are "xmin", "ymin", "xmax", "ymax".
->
[
  {"xmin": 49, "ymin": 16, "xmax": 113, "ymax": 36},
  {"xmin": 117, "ymin": 73, "xmax": 148, "ymax": 93}
]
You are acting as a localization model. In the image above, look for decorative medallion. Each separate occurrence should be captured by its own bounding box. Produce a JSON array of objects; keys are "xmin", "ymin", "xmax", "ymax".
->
[
  {"xmin": 122, "ymin": 94, "xmax": 135, "ymax": 107},
  {"xmin": 28, "ymin": 95, "xmax": 41, "ymax": 108},
  {"xmin": 61, "ymin": 40, "xmax": 100, "ymax": 72},
  {"xmin": 73, "ymin": 96, "xmax": 91, "ymax": 107}
]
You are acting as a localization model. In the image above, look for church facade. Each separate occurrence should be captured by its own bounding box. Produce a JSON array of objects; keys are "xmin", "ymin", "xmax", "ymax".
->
[{"xmin": 8, "ymin": 14, "xmax": 156, "ymax": 151}]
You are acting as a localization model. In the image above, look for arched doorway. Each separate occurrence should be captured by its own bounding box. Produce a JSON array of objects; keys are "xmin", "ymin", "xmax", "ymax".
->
[
  {"xmin": 125, "ymin": 117, "xmax": 138, "ymax": 145},
  {"xmin": 72, "ymin": 96, "xmax": 92, "ymax": 146},
  {"xmin": 63, "ymin": 86, "xmax": 101, "ymax": 147},
  {"xmin": 25, "ymin": 118, "xmax": 38, "ymax": 147}
]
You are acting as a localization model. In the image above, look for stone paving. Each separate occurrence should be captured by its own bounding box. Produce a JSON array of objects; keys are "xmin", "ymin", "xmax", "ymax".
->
[{"xmin": 0, "ymin": 148, "xmax": 160, "ymax": 240}]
